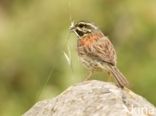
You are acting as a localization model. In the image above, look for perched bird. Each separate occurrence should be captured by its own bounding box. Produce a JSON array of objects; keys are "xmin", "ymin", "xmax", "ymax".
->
[{"xmin": 70, "ymin": 21, "xmax": 128, "ymax": 88}]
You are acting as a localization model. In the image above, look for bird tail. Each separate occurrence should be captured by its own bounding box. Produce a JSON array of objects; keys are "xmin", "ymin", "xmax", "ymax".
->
[{"xmin": 109, "ymin": 66, "xmax": 129, "ymax": 88}]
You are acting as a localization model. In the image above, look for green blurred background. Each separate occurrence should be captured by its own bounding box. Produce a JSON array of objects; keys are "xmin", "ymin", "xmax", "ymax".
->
[{"xmin": 0, "ymin": 0, "xmax": 156, "ymax": 115}]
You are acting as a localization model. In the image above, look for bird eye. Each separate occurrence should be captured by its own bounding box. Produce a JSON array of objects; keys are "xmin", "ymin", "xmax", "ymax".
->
[{"xmin": 79, "ymin": 24, "xmax": 84, "ymax": 28}]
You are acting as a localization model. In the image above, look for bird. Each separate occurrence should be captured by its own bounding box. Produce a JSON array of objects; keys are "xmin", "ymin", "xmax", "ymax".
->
[{"xmin": 70, "ymin": 21, "xmax": 128, "ymax": 88}]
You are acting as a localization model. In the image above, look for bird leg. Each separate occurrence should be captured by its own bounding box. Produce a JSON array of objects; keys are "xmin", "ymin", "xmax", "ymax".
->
[
  {"xmin": 106, "ymin": 71, "xmax": 112, "ymax": 81},
  {"xmin": 84, "ymin": 70, "xmax": 93, "ymax": 81}
]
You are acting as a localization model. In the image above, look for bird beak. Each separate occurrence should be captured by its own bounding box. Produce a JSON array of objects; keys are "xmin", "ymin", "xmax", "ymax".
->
[{"xmin": 69, "ymin": 21, "xmax": 75, "ymax": 31}]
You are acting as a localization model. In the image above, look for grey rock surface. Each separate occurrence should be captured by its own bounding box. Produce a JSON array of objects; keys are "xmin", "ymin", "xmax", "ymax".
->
[{"xmin": 24, "ymin": 80, "xmax": 156, "ymax": 116}]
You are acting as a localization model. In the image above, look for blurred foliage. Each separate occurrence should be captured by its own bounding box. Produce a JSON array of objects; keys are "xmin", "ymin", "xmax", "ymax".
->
[{"xmin": 0, "ymin": 0, "xmax": 156, "ymax": 115}]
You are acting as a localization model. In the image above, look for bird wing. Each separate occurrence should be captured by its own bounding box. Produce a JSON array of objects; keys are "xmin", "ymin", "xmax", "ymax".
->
[{"xmin": 84, "ymin": 37, "xmax": 117, "ymax": 66}]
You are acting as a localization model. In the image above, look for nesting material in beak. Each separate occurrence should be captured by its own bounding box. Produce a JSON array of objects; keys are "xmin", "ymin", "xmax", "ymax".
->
[{"xmin": 69, "ymin": 21, "xmax": 75, "ymax": 31}]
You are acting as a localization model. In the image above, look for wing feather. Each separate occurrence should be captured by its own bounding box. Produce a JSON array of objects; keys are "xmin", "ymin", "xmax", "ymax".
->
[{"xmin": 84, "ymin": 37, "xmax": 117, "ymax": 65}]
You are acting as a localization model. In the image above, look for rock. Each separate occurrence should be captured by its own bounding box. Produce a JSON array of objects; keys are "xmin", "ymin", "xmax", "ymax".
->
[{"xmin": 24, "ymin": 80, "xmax": 156, "ymax": 116}]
